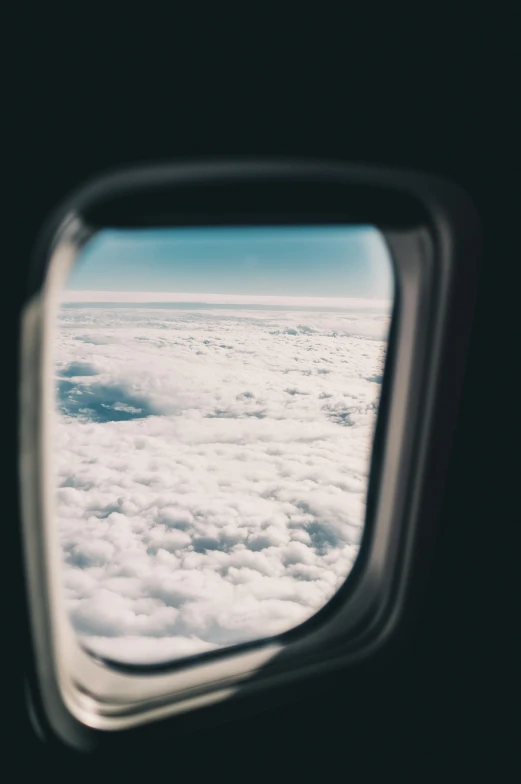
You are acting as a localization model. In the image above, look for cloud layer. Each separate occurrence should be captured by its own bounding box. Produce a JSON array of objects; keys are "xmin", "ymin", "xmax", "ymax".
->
[{"xmin": 53, "ymin": 303, "xmax": 390, "ymax": 664}]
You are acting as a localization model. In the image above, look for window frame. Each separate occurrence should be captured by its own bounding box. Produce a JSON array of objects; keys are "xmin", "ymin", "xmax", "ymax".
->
[{"xmin": 19, "ymin": 160, "xmax": 480, "ymax": 749}]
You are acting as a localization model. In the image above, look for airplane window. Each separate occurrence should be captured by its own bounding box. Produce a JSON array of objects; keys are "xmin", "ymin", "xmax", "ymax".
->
[{"xmin": 52, "ymin": 224, "xmax": 395, "ymax": 666}]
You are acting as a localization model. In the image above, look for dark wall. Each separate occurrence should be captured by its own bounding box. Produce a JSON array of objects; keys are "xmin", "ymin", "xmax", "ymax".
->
[{"xmin": 5, "ymin": 9, "xmax": 518, "ymax": 781}]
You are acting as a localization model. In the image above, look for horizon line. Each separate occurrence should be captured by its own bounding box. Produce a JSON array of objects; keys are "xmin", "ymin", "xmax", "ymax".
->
[{"xmin": 61, "ymin": 291, "xmax": 393, "ymax": 307}]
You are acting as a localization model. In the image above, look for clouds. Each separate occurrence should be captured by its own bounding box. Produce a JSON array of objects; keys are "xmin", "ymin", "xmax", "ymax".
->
[{"xmin": 54, "ymin": 303, "xmax": 390, "ymax": 664}]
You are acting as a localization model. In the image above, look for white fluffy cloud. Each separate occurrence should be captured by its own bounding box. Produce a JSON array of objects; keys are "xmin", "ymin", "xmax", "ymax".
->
[{"xmin": 53, "ymin": 303, "xmax": 391, "ymax": 664}]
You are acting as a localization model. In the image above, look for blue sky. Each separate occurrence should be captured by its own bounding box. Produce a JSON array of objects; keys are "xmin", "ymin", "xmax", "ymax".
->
[{"xmin": 67, "ymin": 225, "xmax": 394, "ymax": 300}]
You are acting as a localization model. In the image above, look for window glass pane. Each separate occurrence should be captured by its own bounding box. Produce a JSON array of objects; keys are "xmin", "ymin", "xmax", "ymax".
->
[{"xmin": 53, "ymin": 225, "xmax": 395, "ymax": 665}]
